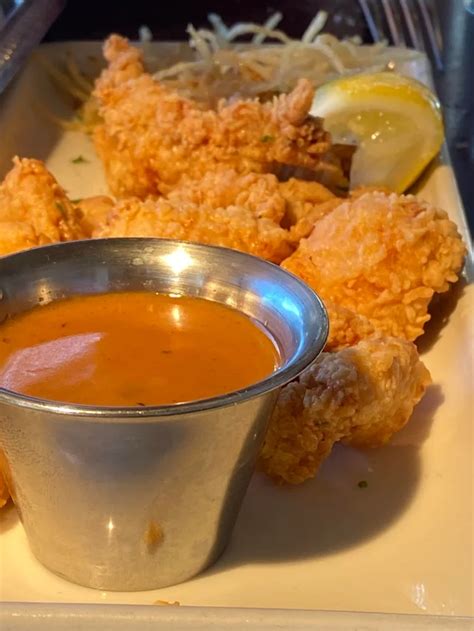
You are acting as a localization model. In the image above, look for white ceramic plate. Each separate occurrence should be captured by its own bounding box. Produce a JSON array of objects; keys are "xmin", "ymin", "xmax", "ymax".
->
[{"xmin": 0, "ymin": 42, "xmax": 472, "ymax": 627}]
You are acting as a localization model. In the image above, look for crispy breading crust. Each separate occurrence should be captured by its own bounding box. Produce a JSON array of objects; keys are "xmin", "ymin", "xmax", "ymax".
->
[
  {"xmin": 92, "ymin": 168, "xmax": 337, "ymax": 263},
  {"xmin": 0, "ymin": 157, "xmax": 85, "ymax": 256},
  {"xmin": 282, "ymin": 191, "xmax": 466, "ymax": 341},
  {"xmin": 77, "ymin": 195, "xmax": 115, "ymax": 237},
  {"xmin": 95, "ymin": 196, "xmax": 294, "ymax": 263},
  {"xmin": 92, "ymin": 35, "xmax": 343, "ymax": 198},
  {"xmin": 167, "ymin": 170, "xmax": 287, "ymax": 223},
  {"xmin": 324, "ymin": 301, "xmax": 378, "ymax": 351},
  {"xmin": 259, "ymin": 337, "xmax": 431, "ymax": 484}
]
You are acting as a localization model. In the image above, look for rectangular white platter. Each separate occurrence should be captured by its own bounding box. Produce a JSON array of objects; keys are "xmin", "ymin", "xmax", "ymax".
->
[{"xmin": 0, "ymin": 42, "xmax": 472, "ymax": 627}]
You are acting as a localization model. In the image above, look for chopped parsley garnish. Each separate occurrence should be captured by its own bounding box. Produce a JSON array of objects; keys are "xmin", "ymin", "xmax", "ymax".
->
[
  {"xmin": 71, "ymin": 155, "xmax": 88, "ymax": 164},
  {"xmin": 358, "ymin": 480, "xmax": 368, "ymax": 488},
  {"xmin": 55, "ymin": 201, "xmax": 67, "ymax": 216},
  {"xmin": 260, "ymin": 134, "xmax": 274, "ymax": 143}
]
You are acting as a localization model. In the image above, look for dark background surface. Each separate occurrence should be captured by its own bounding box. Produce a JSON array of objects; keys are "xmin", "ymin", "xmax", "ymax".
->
[{"xmin": 43, "ymin": 0, "xmax": 473, "ymax": 234}]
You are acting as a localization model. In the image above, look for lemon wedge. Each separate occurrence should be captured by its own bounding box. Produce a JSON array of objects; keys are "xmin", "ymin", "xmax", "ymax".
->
[{"xmin": 311, "ymin": 72, "xmax": 444, "ymax": 193}]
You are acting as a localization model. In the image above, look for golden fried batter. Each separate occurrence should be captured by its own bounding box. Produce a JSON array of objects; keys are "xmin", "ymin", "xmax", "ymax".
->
[
  {"xmin": 282, "ymin": 191, "xmax": 466, "ymax": 341},
  {"xmin": 167, "ymin": 170, "xmax": 287, "ymax": 223},
  {"xmin": 279, "ymin": 177, "xmax": 336, "ymax": 225},
  {"xmin": 259, "ymin": 337, "xmax": 431, "ymax": 484},
  {"xmin": 167, "ymin": 169, "xmax": 341, "ymax": 243},
  {"xmin": 324, "ymin": 301, "xmax": 378, "ymax": 351},
  {"xmin": 95, "ymin": 196, "xmax": 293, "ymax": 263},
  {"xmin": 0, "ymin": 158, "xmax": 85, "ymax": 256},
  {"xmin": 76, "ymin": 195, "xmax": 115, "ymax": 237},
  {"xmin": 0, "ymin": 160, "xmax": 339, "ymax": 264},
  {"xmin": 93, "ymin": 35, "xmax": 343, "ymax": 198}
]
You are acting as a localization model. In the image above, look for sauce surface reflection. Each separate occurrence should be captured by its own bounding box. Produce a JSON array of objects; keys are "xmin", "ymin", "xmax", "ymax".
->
[{"xmin": 0, "ymin": 292, "xmax": 279, "ymax": 406}]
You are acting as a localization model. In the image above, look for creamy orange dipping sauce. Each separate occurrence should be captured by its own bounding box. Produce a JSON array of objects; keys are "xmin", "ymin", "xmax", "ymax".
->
[{"xmin": 0, "ymin": 292, "xmax": 279, "ymax": 406}]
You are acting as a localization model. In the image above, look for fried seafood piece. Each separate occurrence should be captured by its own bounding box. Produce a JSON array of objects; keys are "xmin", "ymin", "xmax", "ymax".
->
[
  {"xmin": 93, "ymin": 35, "xmax": 342, "ymax": 198},
  {"xmin": 324, "ymin": 301, "xmax": 378, "ymax": 351},
  {"xmin": 282, "ymin": 191, "xmax": 466, "ymax": 341},
  {"xmin": 167, "ymin": 170, "xmax": 287, "ymax": 223},
  {"xmin": 281, "ymin": 184, "xmax": 392, "ymax": 242},
  {"xmin": 259, "ymin": 336, "xmax": 431, "ymax": 485},
  {"xmin": 278, "ymin": 177, "xmax": 336, "ymax": 225},
  {"xmin": 91, "ymin": 169, "xmax": 339, "ymax": 260},
  {"xmin": 95, "ymin": 197, "xmax": 293, "ymax": 263},
  {"xmin": 0, "ymin": 158, "xmax": 335, "ymax": 260},
  {"xmin": 0, "ymin": 158, "xmax": 85, "ymax": 255},
  {"xmin": 0, "ymin": 222, "xmax": 40, "ymax": 256},
  {"xmin": 287, "ymin": 184, "xmax": 393, "ymax": 225},
  {"xmin": 167, "ymin": 169, "xmax": 338, "ymax": 240},
  {"xmin": 76, "ymin": 195, "xmax": 115, "ymax": 236}
]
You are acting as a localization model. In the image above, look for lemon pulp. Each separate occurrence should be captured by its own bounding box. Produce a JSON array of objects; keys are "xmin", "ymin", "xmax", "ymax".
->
[{"xmin": 312, "ymin": 72, "xmax": 444, "ymax": 193}]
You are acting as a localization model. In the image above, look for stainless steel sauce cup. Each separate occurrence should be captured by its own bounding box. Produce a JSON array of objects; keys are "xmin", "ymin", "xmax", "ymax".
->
[{"xmin": 0, "ymin": 238, "xmax": 328, "ymax": 591}]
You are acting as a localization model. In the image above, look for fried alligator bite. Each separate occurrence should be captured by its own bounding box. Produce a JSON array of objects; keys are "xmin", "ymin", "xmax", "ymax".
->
[
  {"xmin": 0, "ymin": 157, "xmax": 85, "ymax": 256},
  {"xmin": 259, "ymin": 336, "xmax": 431, "ymax": 484},
  {"xmin": 282, "ymin": 191, "xmax": 466, "ymax": 341}
]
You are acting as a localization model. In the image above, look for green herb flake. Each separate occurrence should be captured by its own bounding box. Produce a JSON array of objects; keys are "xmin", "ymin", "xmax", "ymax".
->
[
  {"xmin": 260, "ymin": 134, "xmax": 274, "ymax": 143},
  {"xmin": 55, "ymin": 201, "xmax": 67, "ymax": 217},
  {"xmin": 71, "ymin": 155, "xmax": 88, "ymax": 164},
  {"xmin": 358, "ymin": 480, "xmax": 368, "ymax": 489},
  {"xmin": 70, "ymin": 198, "xmax": 83, "ymax": 204}
]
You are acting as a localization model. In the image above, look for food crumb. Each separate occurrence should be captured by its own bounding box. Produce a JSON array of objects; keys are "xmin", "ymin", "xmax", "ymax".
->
[
  {"xmin": 358, "ymin": 480, "xmax": 368, "ymax": 488},
  {"xmin": 153, "ymin": 599, "xmax": 180, "ymax": 606}
]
